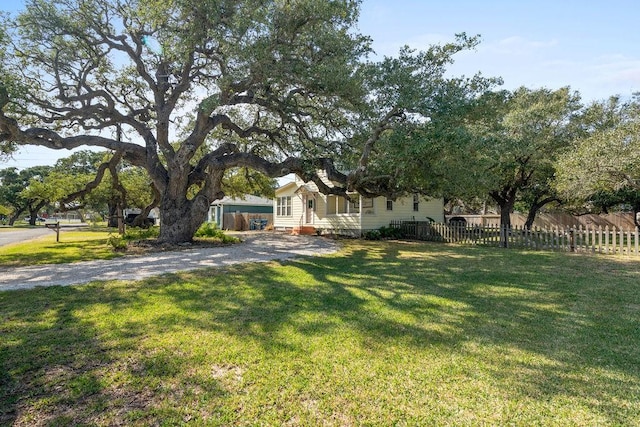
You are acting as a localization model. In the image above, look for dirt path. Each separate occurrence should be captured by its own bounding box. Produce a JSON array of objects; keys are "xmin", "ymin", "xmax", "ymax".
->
[{"xmin": 0, "ymin": 233, "xmax": 339, "ymax": 292}]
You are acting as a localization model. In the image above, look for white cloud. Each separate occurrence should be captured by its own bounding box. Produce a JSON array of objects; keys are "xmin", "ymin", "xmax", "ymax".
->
[{"xmin": 442, "ymin": 37, "xmax": 640, "ymax": 101}]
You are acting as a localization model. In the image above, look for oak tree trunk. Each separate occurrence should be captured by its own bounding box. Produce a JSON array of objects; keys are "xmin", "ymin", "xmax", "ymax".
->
[
  {"xmin": 28, "ymin": 206, "xmax": 42, "ymax": 225},
  {"xmin": 498, "ymin": 201, "xmax": 514, "ymax": 248},
  {"xmin": 107, "ymin": 203, "xmax": 119, "ymax": 228},
  {"xmin": 491, "ymin": 190, "xmax": 516, "ymax": 248},
  {"xmin": 524, "ymin": 197, "xmax": 559, "ymax": 230},
  {"xmin": 158, "ymin": 194, "xmax": 211, "ymax": 244}
]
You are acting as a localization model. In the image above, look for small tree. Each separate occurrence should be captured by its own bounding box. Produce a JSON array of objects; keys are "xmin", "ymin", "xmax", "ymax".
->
[
  {"xmin": 42, "ymin": 151, "xmax": 155, "ymax": 227},
  {"xmin": 0, "ymin": 166, "xmax": 52, "ymax": 225}
]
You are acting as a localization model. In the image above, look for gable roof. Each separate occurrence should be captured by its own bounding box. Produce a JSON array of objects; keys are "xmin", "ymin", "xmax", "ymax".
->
[
  {"xmin": 210, "ymin": 195, "xmax": 273, "ymax": 207},
  {"xmin": 275, "ymin": 181, "xmax": 299, "ymax": 195},
  {"xmin": 294, "ymin": 184, "xmax": 318, "ymax": 194}
]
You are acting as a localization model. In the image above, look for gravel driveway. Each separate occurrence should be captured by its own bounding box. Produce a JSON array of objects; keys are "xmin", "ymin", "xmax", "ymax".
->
[{"xmin": 0, "ymin": 233, "xmax": 339, "ymax": 292}]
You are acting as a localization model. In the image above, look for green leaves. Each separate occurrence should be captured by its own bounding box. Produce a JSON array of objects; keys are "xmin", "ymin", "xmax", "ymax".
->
[{"xmin": 555, "ymin": 95, "xmax": 640, "ymax": 206}]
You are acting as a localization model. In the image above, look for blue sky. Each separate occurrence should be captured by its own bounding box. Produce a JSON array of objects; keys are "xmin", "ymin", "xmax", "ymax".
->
[
  {"xmin": 2, "ymin": 0, "xmax": 640, "ymax": 169},
  {"xmin": 359, "ymin": 0, "xmax": 640, "ymax": 101}
]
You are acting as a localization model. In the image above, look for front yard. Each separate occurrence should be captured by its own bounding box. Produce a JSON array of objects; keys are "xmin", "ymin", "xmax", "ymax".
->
[{"xmin": 1, "ymin": 240, "xmax": 638, "ymax": 425}]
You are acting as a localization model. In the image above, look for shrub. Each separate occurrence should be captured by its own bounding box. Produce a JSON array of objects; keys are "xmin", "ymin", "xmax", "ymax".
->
[
  {"xmin": 219, "ymin": 234, "xmax": 241, "ymax": 244},
  {"xmin": 124, "ymin": 226, "xmax": 160, "ymax": 241},
  {"xmin": 363, "ymin": 230, "xmax": 382, "ymax": 240},
  {"xmin": 195, "ymin": 222, "xmax": 223, "ymax": 238},
  {"xmin": 195, "ymin": 223, "xmax": 240, "ymax": 244},
  {"xmin": 107, "ymin": 235, "xmax": 128, "ymax": 251},
  {"xmin": 379, "ymin": 225, "xmax": 404, "ymax": 239}
]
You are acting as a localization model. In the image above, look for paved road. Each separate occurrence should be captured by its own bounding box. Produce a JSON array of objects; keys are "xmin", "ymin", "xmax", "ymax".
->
[
  {"xmin": 0, "ymin": 233, "xmax": 339, "ymax": 292},
  {"xmin": 0, "ymin": 227, "xmax": 53, "ymax": 246}
]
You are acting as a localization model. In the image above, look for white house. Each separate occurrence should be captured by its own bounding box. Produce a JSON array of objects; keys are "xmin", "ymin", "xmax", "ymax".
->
[{"xmin": 274, "ymin": 174, "xmax": 444, "ymax": 235}]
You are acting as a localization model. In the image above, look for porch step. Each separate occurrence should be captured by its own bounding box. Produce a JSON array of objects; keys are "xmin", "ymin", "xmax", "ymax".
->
[{"xmin": 292, "ymin": 226, "xmax": 316, "ymax": 235}]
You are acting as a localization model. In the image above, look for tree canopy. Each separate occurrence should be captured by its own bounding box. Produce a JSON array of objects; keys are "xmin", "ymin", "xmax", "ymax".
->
[
  {"xmin": 0, "ymin": 165, "xmax": 52, "ymax": 224},
  {"xmin": 556, "ymin": 95, "xmax": 640, "ymax": 203},
  {"xmin": 0, "ymin": 0, "xmax": 487, "ymax": 243},
  {"xmin": 461, "ymin": 87, "xmax": 582, "ymax": 233}
]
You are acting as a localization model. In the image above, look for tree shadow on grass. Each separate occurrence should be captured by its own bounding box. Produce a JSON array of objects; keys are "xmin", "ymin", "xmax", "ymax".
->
[
  {"xmin": 0, "ymin": 280, "xmax": 230, "ymax": 425},
  {"xmin": 0, "ymin": 240, "xmax": 639, "ymax": 424},
  {"xmin": 162, "ymin": 241, "xmax": 640, "ymax": 422},
  {"xmin": 136, "ymin": 241, "xmax": 638, "ymax": 423}
]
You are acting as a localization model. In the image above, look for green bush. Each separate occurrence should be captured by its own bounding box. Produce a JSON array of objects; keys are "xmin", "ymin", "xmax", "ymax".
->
[
  {"xmin": 379, "ymin": 225, "xmax": 404, "ymax": 239},
  {"xmin": 363, "ymin": 230, "xmax": 382, "ymax": 240},
  {"xmin": 195, "ymin": 223, "xmax": 240, "ymax": 244},
  {"xmin": 218, "ymin": 234, "xmax": 241, "ymax": 244},
  {"xmin": 107, "ymin": 235, "xmax": 128, "ymax": 251},
  {"xmin": 124, "ymin": 226, "xmax": 160, "ymax": 241},
  {"xmin": 194, "ymin": 222, "xmax": 223, "ymax": 238},
  {"xmin": 363, "ymin": 226, "xmax": 404, "ymax": 240}
]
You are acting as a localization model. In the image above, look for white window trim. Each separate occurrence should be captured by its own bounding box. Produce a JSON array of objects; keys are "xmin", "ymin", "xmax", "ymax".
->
[
  {"xmin": 276, "ymin": 196, "xmax": 292, "ymax": 217},
  {"xmin": 325, "ymin": 194, "xmax": 360, "ymax": 216}
]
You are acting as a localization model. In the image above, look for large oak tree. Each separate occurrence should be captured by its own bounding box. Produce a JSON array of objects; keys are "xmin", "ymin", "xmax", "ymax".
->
[
  {"xmin": 555, "ymin": 95, "xmax": 640, "ymax": 225},
  {"xmin": 465, "ymin": 87, "xmax": 581, "ymax": 237},
  {"xmin": 0, "ymin": 0, "xmax": 480, "ymax": 243}
]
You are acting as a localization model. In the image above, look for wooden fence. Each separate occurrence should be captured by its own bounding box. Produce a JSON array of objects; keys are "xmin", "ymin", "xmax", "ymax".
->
[
  {"xmin": 389, "ymin": 221, "xmax": 640, "ymax": 256},
  {"xmin": 223, "ymin": 213, "xmax": 273, "ymax": 231}
]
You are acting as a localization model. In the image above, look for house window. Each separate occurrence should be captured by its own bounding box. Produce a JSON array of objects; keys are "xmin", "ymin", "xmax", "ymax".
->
[
  {"xmin": 362, "ymin": 198, "xmax": 374, "ymax": 209},
  {"xmin": 413, "ymin": 194, "xmax": 419, "ymax": 212},
  {"xmin": 327, "ymin": 195, "xmax": 360, "ymax": 215},
  {"xmin": 277, "ymin": 196, "xmax": 292, "ymax": 217},
  {"xmin": 326, "ymin": 195, "xmax": 337, "ymax": 215},
  {"xmin": 386, "ymin": 198, "xmax": 393, "ymax": 211},
  {"xmin": 337, "ymin": 196, "xmax": 348, "ymax": 214}
]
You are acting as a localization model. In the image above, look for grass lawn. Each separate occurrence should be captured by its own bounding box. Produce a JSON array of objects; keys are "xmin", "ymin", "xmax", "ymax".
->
[
  {"xmin": 1, "ymin": 240, "xmax": 639, "ymax": 425},
  {"xmin": 0, "ymin": 229, "xmax": 123, "ymax": 267}
]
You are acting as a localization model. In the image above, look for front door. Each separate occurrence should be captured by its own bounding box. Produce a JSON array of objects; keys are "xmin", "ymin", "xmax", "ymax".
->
[{"xmin": 305, "ymin": 197, "xmax": 314, "ymax": 224}]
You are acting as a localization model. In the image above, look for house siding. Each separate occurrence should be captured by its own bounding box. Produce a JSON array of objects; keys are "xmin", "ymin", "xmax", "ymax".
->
[
  {"xmin": 222, "ymin": 205, "xmax": 272, "ymax": 214},
  {"xmin": 208, "ymin": 197, "xmax": 273, "ymax": 229},
  {"xmin": 273, "ymin": 184, "xmax": 304, "ymax": 230},
  {"xmin": 274, "ymin": 178, "xmax": 444, "ymax": 234},
  {"xmin": 360, "ymin": 196, "xmax": 443, "ymax": 231}
]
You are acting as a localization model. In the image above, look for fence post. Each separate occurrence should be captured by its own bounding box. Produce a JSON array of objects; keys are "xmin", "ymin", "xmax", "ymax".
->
[
  {"xmin": 598, "ymin": 226, "xmax": 603, "ymax": 253},
  {"xmin": 569, "ymin": 228, "xmax": 575, "ymax": 252},
  {"xmin": 500, "ymin": 225, "xmax": 508, "ymax": 248}
]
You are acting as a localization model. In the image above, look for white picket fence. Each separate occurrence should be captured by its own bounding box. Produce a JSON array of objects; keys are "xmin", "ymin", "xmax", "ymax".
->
[{"xmin": 390, "ymin": 221, "xmax": 640, "ymax": 256}]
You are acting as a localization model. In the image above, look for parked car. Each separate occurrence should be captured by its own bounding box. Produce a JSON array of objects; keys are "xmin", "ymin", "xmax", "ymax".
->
[
  {"xmin": 24, "ymin": 216, "xmax": 46, "ymax": 222},
  {"xmin": 125, "ymin": 213, "xmax": 155, "ymax": 227},
  {"xmin": 448, "ymin": 216, "xmax": 467, "ymax": 225}
]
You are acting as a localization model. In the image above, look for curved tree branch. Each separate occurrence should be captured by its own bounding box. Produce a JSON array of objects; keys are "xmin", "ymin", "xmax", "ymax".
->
[{"xmin": 60, "ymin": 150, "xmax": 125, "ymax": 209}]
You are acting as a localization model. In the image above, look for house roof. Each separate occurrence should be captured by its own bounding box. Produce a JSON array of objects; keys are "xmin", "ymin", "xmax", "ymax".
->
[
  {"xmin": 210, "ymin": 195, "xmax": 273, "ymax": 207},
  {"xmin": 275, "ymin": 181, "xmax": 299, "ymax": 195},
  {"xmin": 294, "ymin": 184, "xmax": 318, "ymax": 194}
]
